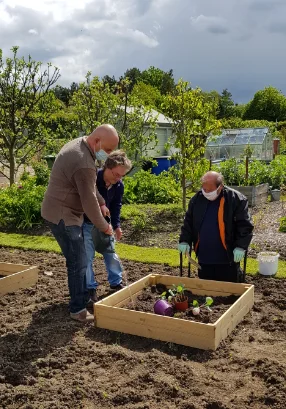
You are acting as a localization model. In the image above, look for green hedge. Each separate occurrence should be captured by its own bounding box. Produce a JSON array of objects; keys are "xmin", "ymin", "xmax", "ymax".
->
[{"xmin": 123, "ymin": 170, "xmax": 181, "ymax": 204}]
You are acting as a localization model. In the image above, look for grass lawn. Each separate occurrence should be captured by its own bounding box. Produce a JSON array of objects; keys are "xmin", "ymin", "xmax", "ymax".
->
[{"xmin": 0, "ymin": 232, "xmax": 285, "ymax": 278}]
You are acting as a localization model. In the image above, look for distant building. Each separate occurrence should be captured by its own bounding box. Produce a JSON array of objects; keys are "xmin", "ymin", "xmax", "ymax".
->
[{"xmin": 205, "ymin": 127, "xmax": 273, "ymax": 162}]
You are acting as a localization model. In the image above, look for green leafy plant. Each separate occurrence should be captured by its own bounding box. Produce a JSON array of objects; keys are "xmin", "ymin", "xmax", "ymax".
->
[
  {"xmin": 123, "ymin": 170, "xmax": 180, "ymax": 204},
  {"xmin": 161, "ymin": 283, "xmax": 187, "ymax": 303},
  {"xmin": 0, "ymin": 178, "xmax": 45, "ymax": 229},
  {"xmin": 279, "ymin": 217, "xmax": 286, "ymax": 233},
  {"xmin": 192, "ymin": 297, "xmax": 213, "ymax": 316}
]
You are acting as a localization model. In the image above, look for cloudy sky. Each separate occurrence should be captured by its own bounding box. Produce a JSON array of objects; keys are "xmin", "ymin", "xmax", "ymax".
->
[{"xmin": 1, "ymin": 0, "xmax": 286, "ymax": 102}]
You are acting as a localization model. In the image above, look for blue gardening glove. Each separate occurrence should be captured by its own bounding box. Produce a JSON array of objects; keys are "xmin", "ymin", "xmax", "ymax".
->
[
  {"xmin": 233, "ymin": 247, "xmax": 245, "ymax": 263},
  {"xmin": 178, "ymin": 242, "xmax": 190, "ymax": 255}
]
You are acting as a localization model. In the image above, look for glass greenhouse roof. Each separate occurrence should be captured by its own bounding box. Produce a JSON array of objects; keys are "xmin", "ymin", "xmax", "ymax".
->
[{"xmin": 207, "ymin": 127, "xmax": 269, "ymax": 146}]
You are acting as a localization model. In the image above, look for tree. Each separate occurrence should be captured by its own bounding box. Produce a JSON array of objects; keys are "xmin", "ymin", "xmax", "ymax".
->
[
  {"xmin": 0, "ymin": 46, "xmax": 60, "ymax": 185},
  {"xmin": 70, "ymin": 73, "xmax": 117, "ymax": 134},
  {"xmin": 163, "ymin": 80, "xmax": 220, "ymax": 210},
  {"xmin": 70, "ymin": 75, "xmax": 158, "ymax": 165},
  {"xmin": 218, "ymin": 89, "xmax": 235, "ymax": 119},
  {"xmin": 141, "ymin": 66, "xmax": 176, "ymax": 95},
  {"xmin": 243, "ymin": 86, "xmax": 286, "ymax": 121},
  {"xmin": 132, "ymin": 81, "xmax": 162, "ymax": 109},
  {"xmin": 102, "ymin": 75, "xmax": 117, "ymax": 89},
  {"xmin": 53, "ymin": 82, "xmax": 79, "ymax": 105},
  {"xmin": 114, "ymin": 79, "xmax": 158, "ymax": 164},
  {"xmin": 123, "ymin": 67, "xmax": 142, "ymax": 90}
]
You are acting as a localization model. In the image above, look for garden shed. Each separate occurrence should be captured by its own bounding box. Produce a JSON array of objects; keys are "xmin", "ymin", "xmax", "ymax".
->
[{"xmin": 205, "ymin": 127, "xmax": 273, "ymax": 162}]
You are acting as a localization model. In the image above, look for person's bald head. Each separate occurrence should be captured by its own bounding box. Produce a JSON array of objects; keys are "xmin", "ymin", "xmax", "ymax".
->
[
  {"xmin": 87, "ymin": 124, "xmax": 119, "ymax": 155},
  {"xmin": 201, "ymin": 171, "xmax": 224, "ymax": 193}
]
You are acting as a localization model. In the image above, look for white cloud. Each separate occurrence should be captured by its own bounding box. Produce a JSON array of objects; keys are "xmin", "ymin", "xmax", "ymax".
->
[
  {"xmin": 0, "ymin": 0, "xmax": 285, "ymax": 102},
  {"xmin": 190, "ymin": 15, "xmax": 229, "ymax": 34}
]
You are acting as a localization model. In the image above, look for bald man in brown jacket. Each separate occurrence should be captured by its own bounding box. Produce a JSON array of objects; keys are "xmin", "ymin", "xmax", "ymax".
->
[{"xmin": 42, "ymin": 124, "xmax": 119, "ymax": 322}]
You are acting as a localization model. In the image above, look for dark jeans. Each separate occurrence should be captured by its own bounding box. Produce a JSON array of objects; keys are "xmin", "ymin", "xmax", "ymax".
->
[
  {"xmin": 48, "ymin": 219, "xmax": 89, "ymax": 313},
  {"xmin": 198, "ymin": 263, "xmax": 243, "ymax": 283}
]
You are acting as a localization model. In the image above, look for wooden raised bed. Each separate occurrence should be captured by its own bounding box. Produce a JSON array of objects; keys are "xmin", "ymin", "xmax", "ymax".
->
[
  {"xmin": 231, "ymin": 183, "xmax": 269, "ymax": 207},
  {"xmin": 0, "ymin": 262, "xmax": 39, "ymax": 297},
  {"xmin": 94, "ymin": 274, "xmax": 254, "ymax": 350}
]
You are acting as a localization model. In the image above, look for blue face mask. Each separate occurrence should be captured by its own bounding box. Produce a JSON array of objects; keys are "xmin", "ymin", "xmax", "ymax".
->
[{"xmin": 95, "ymin": 149, "xmax": 108, "ymax": 162}]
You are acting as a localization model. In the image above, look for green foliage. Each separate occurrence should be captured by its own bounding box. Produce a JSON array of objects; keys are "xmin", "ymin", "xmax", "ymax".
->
[
  {"xmin": 161, "ymin": 283, "xmax": 186, "ymax": 302},
  {"xmin": 0, "ymin": 46, "xmax": 60, "ymax": 185},
  {"xmin": 216, "ymin": 156, "xmax": 286, "ymax": 187},
  {"xmin": 163, "ymin": 79, "xmax": 221, "ymax": 210},
  {"xmin": 279, "ymin": 217, "xmax": 286, "ymax": 233},
  {"xmin": 243, "ymin": 86, "xmax": 286, "ymax": 122},
  {"xmin": 214, "ymin": 158, "xmax": 245, "ymax": 186},
  {"xmin": 131, "ymin": 214, "xmax": 147, "ymax": 231},
  {"xmin": 132, "ymin": 81, "xmax": 163, "ymax": 109},
  {"xmin": 221, "ymin": 117, "xmax": 274, "ymax": 130},
  {"xmin": 218, "ymin": 89, "xmax": 235, "ymax": 119},
  {"xmin": 71, "ymin": 75, "xmax": 159, "ymax": 166},
  {"xmin": 268, "ymin": 155, "xmax": 286, "ymax": 189},
  {"xmin": 32, "ymin": 161, "xmax": 50, "ymax": 186},
  {"xmin": 123, "ymin": 170, "xmax": 180, "ymax": 204},
  {"xmin": 0, "ymin": 178, "xmax": 45, "ymax": 229},
  {"xmin": 141, "ymin": 66, "xmax": 176, "ymax": 95}
]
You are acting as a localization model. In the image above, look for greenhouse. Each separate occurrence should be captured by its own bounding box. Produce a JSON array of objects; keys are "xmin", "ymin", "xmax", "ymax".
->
[{"xmin": 205, "ymin": 127, "xmax": 273, "ymax": 162}]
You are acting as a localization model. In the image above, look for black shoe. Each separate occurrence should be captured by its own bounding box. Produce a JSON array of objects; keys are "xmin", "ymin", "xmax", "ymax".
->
[
  {"xmin": 88, "ymin": 289, "xmax": 98, "ymax": 303},
  {"xmin": 110, "ymin": 283, "xmax": 125, "ymax": 292}
]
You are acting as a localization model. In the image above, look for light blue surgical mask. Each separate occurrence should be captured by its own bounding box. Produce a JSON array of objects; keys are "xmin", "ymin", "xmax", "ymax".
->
[{"xmin": 95, "ymin": 149, "xmax": 108, "ymax": 162}]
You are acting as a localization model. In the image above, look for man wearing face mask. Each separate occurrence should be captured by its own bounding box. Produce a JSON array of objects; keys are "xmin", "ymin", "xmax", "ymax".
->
[
  {"xmin": 41, "ymin": 124, "xmax": 119, "ymax": 322},
  {"xmin": 178, "ymin": 171, "xmax": 254, "ymax": 282}
]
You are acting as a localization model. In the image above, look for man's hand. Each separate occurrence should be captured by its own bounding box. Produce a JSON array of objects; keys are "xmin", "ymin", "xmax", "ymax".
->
[
  {"xmin": 100, "ymin": 204, "xmax": 110, "ymax": 217},
  {"xmin": 114, "ymin": 227, "xmax": 122, "ymax": 241},
  {"xmin": 104, "ymin": 224, "xmax": 113, "ymax": 236},
  {"xmin": 233, "ymin": 247, "xmax": 245, "ymax": 263},
  {"xmin": 178, "ymin": 242, "xmax": 190, "ymax": 255}
]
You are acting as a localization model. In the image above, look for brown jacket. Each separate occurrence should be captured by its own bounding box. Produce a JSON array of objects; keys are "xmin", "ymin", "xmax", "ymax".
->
[{"xmin": 41, "ymin": 136, "xmax": 109, "ymax": 232}]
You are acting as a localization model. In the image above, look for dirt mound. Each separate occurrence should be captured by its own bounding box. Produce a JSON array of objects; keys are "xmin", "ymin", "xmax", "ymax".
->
[{"xmin": 0, "ymin": 248, "xmax": 285, "ymax": 409}]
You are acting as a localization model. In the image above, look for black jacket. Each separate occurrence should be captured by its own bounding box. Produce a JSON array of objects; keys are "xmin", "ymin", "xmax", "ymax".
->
[{"xmin": 179, "ymin": 186, "xmax": 254, "ymax": 262}]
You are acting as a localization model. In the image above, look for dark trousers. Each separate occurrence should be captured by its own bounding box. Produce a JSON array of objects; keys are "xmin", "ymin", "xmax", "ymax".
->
[
  {"xmin": 48, "ymin": 219, "xmax": 89, "ymax": 313},
  {"xmin": 198, "ymin": 263, "xmax": 243, "ymax": 283}
]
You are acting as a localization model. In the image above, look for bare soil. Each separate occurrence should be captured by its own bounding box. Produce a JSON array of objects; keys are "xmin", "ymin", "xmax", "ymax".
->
[
  {"xmin": 0, "ymin": 247, "xmax": 286, "ymax": 409},
  {"xmin": 120, "ymin": 201, "xmax": 286, "ymax": 260},
  {"xmin": 125, "ymin": 284, "xmax": 240, "ymax": 324}
]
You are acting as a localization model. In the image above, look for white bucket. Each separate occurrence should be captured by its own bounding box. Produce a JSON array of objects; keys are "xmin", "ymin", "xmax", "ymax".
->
[{"xmin": 257, "ymin": 252, "xmax": 279, "ymax": 276}]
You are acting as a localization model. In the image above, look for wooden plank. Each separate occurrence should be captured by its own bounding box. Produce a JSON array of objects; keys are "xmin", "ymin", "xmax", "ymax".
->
[
  {"xmin": 214, "ymin": 285, "xmax": 254, "ymax": 348},
  {"xmin": 95, "ymin": 316, "xmax": 215, "ymax": 350},
  {"xmin": 95, "ymin": 305, "xmax": 215, "ymax": 350},
  {"xmin": 215, "ymin": 285, "xmax": 254, "ymax": 327},
  {"xmin": 214, "ymin": 300, "xmax": 253, "ymax": 348},
  {"xmin": 0, "ymin": 262, "xmax": 31, "ymax": 275},
  {"xmin": 154, "ymin": 275, "xmax": 248, "ymax": 296},
  {"xmin": 97, "ymin": 274, "xmax": 152, "ymax": 306},
  {"xmin": 95, "ymin": 304, "xmax": 215, "ymax": 337},
  {"xmin": 0, "ymin": 267, "xmax": 39, "ymax": 296}
]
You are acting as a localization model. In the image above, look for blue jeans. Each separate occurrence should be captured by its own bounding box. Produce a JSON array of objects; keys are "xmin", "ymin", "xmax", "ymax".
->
[
  {"xmin": 82, "ymin": 222, "xmax": 122, "ymax": 289},
  {"xmin": 48, "ymin": 219, "xmax": 89, "ymax": 314}
]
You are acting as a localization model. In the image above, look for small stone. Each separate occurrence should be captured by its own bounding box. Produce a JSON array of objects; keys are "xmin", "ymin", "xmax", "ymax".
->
[{"xmin": 44, "ymin": 271, "xmax": 53, "ymax": 277}]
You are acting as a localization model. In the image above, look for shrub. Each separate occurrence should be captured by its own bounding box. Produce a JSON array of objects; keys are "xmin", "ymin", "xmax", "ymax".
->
[
  {"xmin": 279, "ymin": 217, "xmax": 286, "ymax": 233},
  {"xmin": 0, "ymin": 178, "xmax": 45, "ymax": 229},
  {"xmin": 216, "ymin": 157, "xmax": 285, "ymax": 188},
  {"xmin": 214, "ymin": 158, "xmax": 245, "ymax": 186},
  {"xmin": 123, "ymin": 170, "xmax": 180, "ymax": 204},
  {"xmin": 268, "ymin": 155, "xmax": 286, "ymax": 189},
  {"xmin": 32, "ymin": 161, "xmax": 51, "ymax": 186}
]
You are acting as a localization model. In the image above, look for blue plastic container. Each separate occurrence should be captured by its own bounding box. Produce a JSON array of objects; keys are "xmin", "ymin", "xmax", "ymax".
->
[
  {"xmin": 170, "ymin": 158, "xmax": 177, "ymax": 167},
  {"xmin": 151, "ymin": 156, "xmax": 171, "ymax": 175}
]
